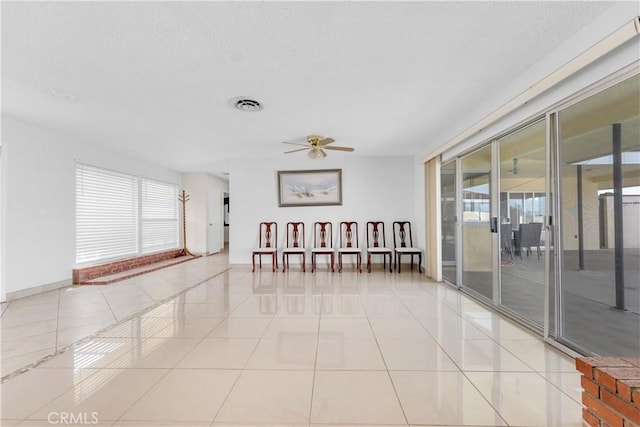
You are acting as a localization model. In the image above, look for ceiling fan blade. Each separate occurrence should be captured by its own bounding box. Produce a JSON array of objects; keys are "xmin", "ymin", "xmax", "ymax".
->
[
  {"xmin": 282, "ymin": 141, "xmax": 310, "ymax": 147},
  {"xmin": 318, "ymin": 138, "xmax": 335, "ymax": 146},
  {"xmin": 320, "ymin": 149, "xmax": 327, "ymax": 158},
  {"xmin": 284, "ymin": 148, "xmax": 309, "ymax": 154},
  {"xmin": 324, "ymin": 146, "xmax": 354, "ymax": 152}
]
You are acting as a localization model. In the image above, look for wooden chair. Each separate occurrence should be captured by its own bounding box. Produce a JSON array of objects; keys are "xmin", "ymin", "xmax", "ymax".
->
[
  {"xmin": 337, "ymin": 221, "xmax": 362, "ymax": 273},
  {"xmin": 282, "ymin": 222, "xmax": 306, "ymax": 272},
  {"xmin": 366, "ymin": 221, "xmax": 393, "ymax": 273},
  {"xmin": 252, "ymin": 222, "xmax": 278, "ymax": 272},
  {"xmin": 311, "ymin": 221, "xmax": 334, "ymax": 272},
  {"xmin": 392, "ymin": 221, "xmax": 423, "ymax": 273}
]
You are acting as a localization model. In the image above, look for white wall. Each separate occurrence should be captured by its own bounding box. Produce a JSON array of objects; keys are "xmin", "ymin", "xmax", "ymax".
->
[
  {"xmin": 1, "ymin": 116, "xmax": 182, "ymax": 300},
  {"xmin": 228, "ymin": 156, "xmax": 415, "ymax": 264},
  {"xmin": 434, "ymin": 2, "xmax": 640, "ymax": 162},
  {"xmin": 182, "ymin": 173, "xmax": 229, "ymax": 255}
]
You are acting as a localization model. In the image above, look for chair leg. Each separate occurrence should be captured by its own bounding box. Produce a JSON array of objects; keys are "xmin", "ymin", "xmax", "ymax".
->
[
  {"xmin": 397, "ymin": 254, "xmax": 401, "ymax": 273},
  {"xmin": 367, "ymin": 253, "xmax": 371, "ymax": 273},
  {"xmin": 331, "ymin": 254, "xmax": 335, "ymax": 272},
  {"xmin": 358, "ymin": 254, "xmax": 362, "ymax": 273},
  {"xmin": 338, "ymin": 254, "xmax": 342, "ymax": 273},
  {"xmin": 302, "ymin": 253, "xmax": 306, "ymax": 273},
  {"xmin": 252, "ymin": 253, "xmax": 256, "ymax": 272},
  {"xmin": 271, "ymin": 254, "xmax": 275, "ymax": 272},
  {"xmin": 311, "ymin": 254, "xmax": 315, "ymax": 272},
  {"xmin": 388, "ymin": 253, "xmax": 392, "ymax": 272}
]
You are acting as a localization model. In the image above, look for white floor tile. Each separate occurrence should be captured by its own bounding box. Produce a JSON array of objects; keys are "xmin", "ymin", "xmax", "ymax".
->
[
  {"xmin": 208, "ymin": 317, "xmax": 272, "ymax": 338},
  {"xmin": 215, "ymin": 370, "xmax": 313, "ymax": 424},
  {"xmin": 1, "ymin": 368, "xmax": 80, "ymax": 419},
  {"xmin": 316, "ymin": 337, "xmax": 385, "ymax": 370},
  {"xmin": 390, "ymin": 370, "xmax": 506, "ymax": 426},
  {"xmin": 465, "ymin": 371, "xmax": 583, "ymax": 426},
  {"xmin": 500, "ymin": 339, "xmax": 577, "ymax": 372},
  {"xmin": 377, "ymin": 337, "xmax": 459, "ymax": 371},
  {"xmin": 262, "ymin": 318, "xmax": 319, "ymax": 338},
  {"xmin": 28, "ymin": 368, "xmax": 167, "ymax": 422},
  {"xmin": 246, "ymin": 336, "xmax": 317, "ymax": 370},
  {"xmin": 319, "ymin": 318, "xmax": 374, "ymax": 339},
  {"xmin": 121, "ymin": 369, "xmax": 240, "ymax": 422},
  {"xmin": 310, "ymin": 370, "xmax": 406, "ymax": 424},
  {"xmin": 442, "ymin": 339, "xmax": 534, "ymax": 372},
  {"xmin": 176, "ymin": 338, "xmax": 259, "ymax": 369},
  {"xmin": 0, "ymin": 257, "xmax": 592, "ymax": 427}
]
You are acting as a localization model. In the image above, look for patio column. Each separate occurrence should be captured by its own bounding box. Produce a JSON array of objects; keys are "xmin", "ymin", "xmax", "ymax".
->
[{"xmin": 612, "ymin": 123, "xmax": 625, "ymax": 311}]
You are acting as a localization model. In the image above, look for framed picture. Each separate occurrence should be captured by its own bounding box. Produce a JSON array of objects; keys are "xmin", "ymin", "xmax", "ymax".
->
[{"xmin": 278, "ymin": 169, "xmax": 342, "ymax": 207}]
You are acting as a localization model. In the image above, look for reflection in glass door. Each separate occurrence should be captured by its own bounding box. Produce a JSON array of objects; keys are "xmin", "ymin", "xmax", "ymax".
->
[
  {"xmin": 461, "ymin": 145, "xmax": 494, "ymax": 300},
  {"xmin": 441, "ymin": 161, "xmax": 457, "ymax": 284},
  {"xmin": 498, "ymin": 120, "xmax": 547, "ymax": 326},
  {"xmin": 557, "ymin": 74, "xmax": 640, "ymax": 356}
]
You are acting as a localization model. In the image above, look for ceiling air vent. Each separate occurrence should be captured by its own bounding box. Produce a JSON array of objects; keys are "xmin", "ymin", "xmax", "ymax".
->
[{"xmin": 231, "ymin": 97, "xmax": 264, "ymax": 112}]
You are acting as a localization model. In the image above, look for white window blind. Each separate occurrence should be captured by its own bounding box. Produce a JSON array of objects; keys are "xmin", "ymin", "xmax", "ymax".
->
[
  {"xmin": 76, "ymin": 164, "xmax": 139, "ymax": 264},
  {"xmin": 141, "ymin": 179, "xmax": 179, "ymax": 254}
]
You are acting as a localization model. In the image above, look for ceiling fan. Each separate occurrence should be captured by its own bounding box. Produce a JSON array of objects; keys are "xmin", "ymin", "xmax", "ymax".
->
[{"xmin": 283, "ymin": 135, "xmax": 355, "ymax": 159}]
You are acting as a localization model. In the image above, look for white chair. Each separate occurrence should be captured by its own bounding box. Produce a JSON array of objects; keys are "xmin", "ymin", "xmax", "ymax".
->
[
  {"xmin": 282, "ymin": 221, "xmax": 306, "ymax": 272},
  {"xmin": 252, "ymin": 221, "xmax": 278, "ymax": 272},
  {"xmin": 392, "ymin": 221, "xmax": 423, "ymax": 273},
  {"xmin": 366, "ymin": 221, "xmax": 393, "ymax": 273},
  {"xmin": 311, "ymin": 221, "xmax": 335, "ymax": 272},
  {"xmin": 337, "ymin": 221, "xmax": 362, "ymax": 273}
]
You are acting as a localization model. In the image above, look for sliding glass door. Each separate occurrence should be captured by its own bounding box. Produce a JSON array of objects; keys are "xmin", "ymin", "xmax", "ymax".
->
[
  {"xmin": 498, "ymin": 120, "xmax": 547, "ymax": 327},
  {"xmin": 441, "ymin": 161, "xmax": 457, "ymax": 284},
  {"xmin": 557, "ymin": 74, "xmax": 640, "ymax": 356},
  {"xmin": 461, "ymin": 145, "xmax": 494, "ymax": 301}
]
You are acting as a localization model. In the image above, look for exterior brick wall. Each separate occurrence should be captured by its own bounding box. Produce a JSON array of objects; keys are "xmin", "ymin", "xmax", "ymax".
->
[
  {"xmin": 577, "ymin": 357, "xmax": 640, "ymax": 427},
  {"xmin": 72, "ymin": 250, "xmax": 183, "ymax": 284}
]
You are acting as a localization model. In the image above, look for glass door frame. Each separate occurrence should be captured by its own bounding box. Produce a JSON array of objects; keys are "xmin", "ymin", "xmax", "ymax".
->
[{"xmin": 446, "ymin": 119, "xmax": 555, "ymax": 338}]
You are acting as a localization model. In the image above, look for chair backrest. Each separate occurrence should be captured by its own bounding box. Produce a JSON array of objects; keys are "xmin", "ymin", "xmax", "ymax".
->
[
  {"xmin": 258, "ymin": 222, "xmax": 277, "ymax": 248},
  {"xmin": 285, "ymin": 222, "xmax": 305, "ymax": 249},
  {"xmin": 366, "ymin": 221, "xmax": 388, "ymax": 248},
  {"xmin": 500, "ymin": 223, "xmax": 513, "ymax": 250},
  {"xmin": 313, "ymin": 221, "xmax": 333, "ymax": 248},
  {"xmin": 526, "ymin": 222, "xmax": 543, "ymax": 246},
  {"xmin": 393, "ymin": 221, "xmax": 414, "ymax": 248},
  {"xmin": 517, "ymin": 223, "xmax": 527, "ymax": 248},
  {"xmin": 339, "ymin": 221, "xmax": 359, "ymax": 249}
]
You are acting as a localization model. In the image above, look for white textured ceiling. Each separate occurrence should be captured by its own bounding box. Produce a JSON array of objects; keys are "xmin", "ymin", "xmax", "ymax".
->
[{"xmin": 2, "ymin": 1, "xmax": 616, "ymax": 175}]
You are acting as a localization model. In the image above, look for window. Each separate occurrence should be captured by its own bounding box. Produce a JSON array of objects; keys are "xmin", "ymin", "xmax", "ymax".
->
[
  {"xmin": 76, "ymin": 164, "xmax": 139, "ymax": 264},
  {"xmin": 141, "ymin": 178, "xmax": 179, "ymax": 254},
  {"xmin": 76, "ymin": 163, "xmax": 179, "ymax": 264}
]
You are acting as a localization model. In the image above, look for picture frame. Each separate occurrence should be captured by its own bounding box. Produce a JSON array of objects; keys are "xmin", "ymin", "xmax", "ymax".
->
[{"xmin": 277, "ymin": 169, "xmax": 342, "ymax": 207}]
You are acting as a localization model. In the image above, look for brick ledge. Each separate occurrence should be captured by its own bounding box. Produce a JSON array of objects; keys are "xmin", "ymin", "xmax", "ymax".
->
[{"xmin": 73, "ymin": 250, "xmax": 191, "ymax": 285}]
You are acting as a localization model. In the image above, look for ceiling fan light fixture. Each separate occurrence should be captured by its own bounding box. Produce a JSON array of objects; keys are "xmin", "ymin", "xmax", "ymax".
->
[
  {"xmin": 307, "ymin": 148, "xmax": 325, "ymax": 159},
  {"xmin": 512, "ymin": 157, "xmax": 519, "ymax": 175}
]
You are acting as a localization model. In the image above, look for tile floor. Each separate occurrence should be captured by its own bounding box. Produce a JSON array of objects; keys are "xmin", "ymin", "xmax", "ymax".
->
[{"xmin": 1, "ymin": 255, "xmax": 583, "ymax": 426}]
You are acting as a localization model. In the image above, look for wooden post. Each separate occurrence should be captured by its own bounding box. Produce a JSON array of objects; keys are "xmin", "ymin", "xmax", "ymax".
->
[{"xmin": 177, "ymin": 190, "xmax": 196, "ymax": 257}]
